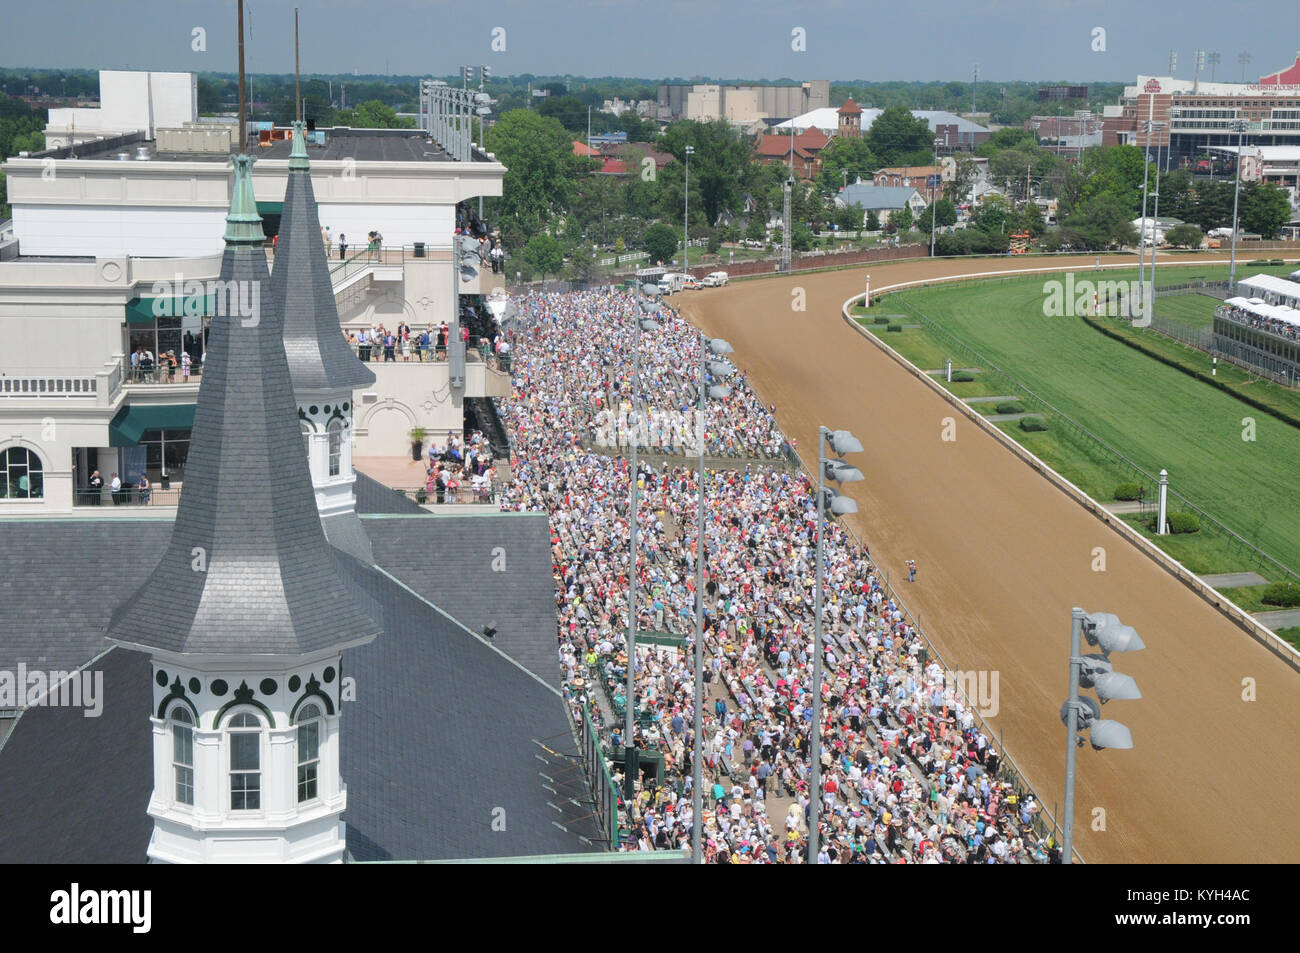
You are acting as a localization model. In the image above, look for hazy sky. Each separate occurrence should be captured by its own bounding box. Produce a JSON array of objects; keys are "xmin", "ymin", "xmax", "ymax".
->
[{"xmin": 2, "ymin": 0, "xmax": 1296, "ymax": 83}]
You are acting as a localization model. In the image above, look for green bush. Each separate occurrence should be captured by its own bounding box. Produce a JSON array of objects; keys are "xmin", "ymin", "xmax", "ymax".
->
[
  {"xmin": 874, "ymin": 315, "xmax": 891, "ymax": 325},
  {"xmin": 1019, "ymin": 416, "xmax": 1048, "ymax": 432},
  {"xmin": 886, "ymin": 323, "xmax": 903, "ymax": 332},
  {"xmin": 1261, "ymin": 581, "xmax": 1300, "ymax": 608},
  {"xmin": 1114, "ymin": 482, "xmax": 1144, "ymax": 501},
  {"xmin": 1166, "ymin": 511, "xmax": 1201, "ymax": 534},
  {"xmin": 995, "ymin": 400, "xmax": 1025, "ymax": 415},
  {"xmin": 951, "ymin": 370, "xmax": 976, "ymax": 381}
]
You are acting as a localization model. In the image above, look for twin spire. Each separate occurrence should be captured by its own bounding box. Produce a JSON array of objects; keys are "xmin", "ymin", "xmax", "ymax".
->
[{"xmin": 107, "ymin": 145, "xmax": 380, "ymax": 657}]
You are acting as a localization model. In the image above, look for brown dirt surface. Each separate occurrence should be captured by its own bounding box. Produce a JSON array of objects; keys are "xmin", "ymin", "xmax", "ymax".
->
[{"xmin": 680, "ymin": 252, "xmax": 1300, "ymax": 864}]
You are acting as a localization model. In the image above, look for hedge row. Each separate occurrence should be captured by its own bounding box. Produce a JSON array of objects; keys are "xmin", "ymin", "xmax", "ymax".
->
[
  {"xmin": 1019, "ymin": 416, "xmax": 1049, "ymax": 432},
  {"xmin": 1079, "ymin": 311, "xmax": 1300, "ymax": 432},
  {"xmin": 1114, "ymin": 482, "xmax": 1144, "ymax": 501},
  {"xmin": 886, "ymin": 323, "xmax": 903, "ymax": 332},
  {"xmin": 1261, "ymin": 581, "xmax": 1300, "ymax": 607},
  {"xmin": 995, "ymin": 400, "xmax": 1025, "ymax": 414},
  {"xmin": 951, "ymin": 370, "xmax": 976, "ymax": 382},
  {"xmin": 1146, "ymin": 511, "xmax": 1200, "ymax": 534}
]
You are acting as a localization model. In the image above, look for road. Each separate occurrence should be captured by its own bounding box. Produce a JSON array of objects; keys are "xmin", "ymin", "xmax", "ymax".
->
[{"xmin": 680, "ymin": 252, "xmax": 1300, "ymax": 864}]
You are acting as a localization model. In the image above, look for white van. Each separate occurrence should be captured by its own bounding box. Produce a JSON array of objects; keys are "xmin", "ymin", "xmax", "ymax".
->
[
  {"xmin": 702, "ymin": 271, "xmax": 729, "ymax": 287},
  {"xmin": 657, "ymin": 273, "xmax": 686, "ymax": 294}
]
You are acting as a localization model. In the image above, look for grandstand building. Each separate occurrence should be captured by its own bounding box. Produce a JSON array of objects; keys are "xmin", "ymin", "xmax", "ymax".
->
[
  {"xmin": 0, "ymin": 70, "xmax": 509, "ymax": 513},
  {"xmin": 0, "ymin": 135, "xmax": 605, "ymax": 863},
  {"xmin": 1213, "ymin": 273, "xmax": 1300, "ymax": 385},
  {"xmin": 1103, "ymin": 55, "xmax": 1300, "ymax": 166}
]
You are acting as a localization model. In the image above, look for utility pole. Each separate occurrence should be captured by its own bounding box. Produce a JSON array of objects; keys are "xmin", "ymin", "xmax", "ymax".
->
[
  {"xmin": 1228, "ymin": 119, "xmax": 1247, "ymax": 290},
  {"xmin": 294, "ymin": 7, "xmax": 301, "ymax": 123},
  {"xmin": 237, "ymin": 0, "xmax": 246, "ymax": 152},
  {"xmin": 971, "ymin": 63, "xmax": 978, "ymax": 114}
]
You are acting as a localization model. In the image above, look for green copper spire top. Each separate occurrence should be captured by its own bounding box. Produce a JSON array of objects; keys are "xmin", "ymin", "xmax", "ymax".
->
[
  {"xmin": 289, "ymin": 120, "xmax": 310, "ymax": 171},
  {"xmin": 223, "ymin": 153, "xmax": 265, "ymax": 245}
]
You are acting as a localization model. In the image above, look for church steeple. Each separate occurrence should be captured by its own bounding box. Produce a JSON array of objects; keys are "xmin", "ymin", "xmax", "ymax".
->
[{"xmin": 107, "ymin": 153, "xmax": 380, "ymax": 865}]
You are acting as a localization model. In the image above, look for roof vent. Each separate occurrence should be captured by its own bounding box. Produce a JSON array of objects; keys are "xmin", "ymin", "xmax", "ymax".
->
[
  {"xmin": 116, "ymin": 152, "xmax": 131, "ymax": 161},
  {"xmin": 134, "ymin": 145, "xmax": 150, "ymax": 160}
]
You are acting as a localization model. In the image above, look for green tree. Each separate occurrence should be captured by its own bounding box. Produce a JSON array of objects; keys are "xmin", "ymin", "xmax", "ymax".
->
[
  {"xmin": 891, "ymin": 203, "xmax": 914, "ymax": 232},
  {"xmin": 523, "ymin": 233, "xmax": 564, "ymax": 280},
  {"xmin": 814, "ymin": 137, "xmax": 879, "ymax": 194},
  {"xmin": 334, "ymin": 99, "xmax": 413, "ymax": 129},
  {"xmin": 1240, "ymin": 182, "xmax": 1292, "ymax": 238},
  {"xmin": 642, "ymin": 222, "xmax": 679, "ymax": 265},
  {"xmin": 659, "ymin": 119, "xmax": 754, "ymax": 226},
  {"xmin": 921, "ymin": 198, "xmax": 958, "ymax": 232},
  {"xmin": 744, "ymin": 217, "xmax": 766, "ymax": 243},
  {"xmin": 1164, "ymin": 224, "xmax": 1204, "ymax": 248},
  {"xmin": 537, "ymin": 95, "xmax": 588, "ymax": 132},
  {"xmin": 866, "ymin": 106, "xmax": 933, "ymax": 166},
  {"xmin": 564, "ymin": 242, "xmax": 600, "ymax": 283},
  {"xmin": 1060, "ymin": 193, "xmax": 1139, "ymax": 249},
  {"xmin": 485, "ymin": 110, "xmax": 585, "ymax": 249},
  {"xmin": 792, "ymin": 223, "xmax": 814, "ymax": 251},
  {"xmin": 865, "ymin": 209, "xmax": 881, "ymax": 231}
]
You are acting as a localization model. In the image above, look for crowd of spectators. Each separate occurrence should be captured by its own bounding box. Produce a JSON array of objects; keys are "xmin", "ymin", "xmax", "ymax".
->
[
  {"xmin": 503, "ymin": 290, "xmax": 791, "ymax": 460},
  {"xmin": 423, "ymin": 428, "xmax": 498, "ymax": 504},
  {"xmin": 1219, "ymin": 302, "xmax": 1300, "ymax": 341},
  {"xmin": 498, "ymin": 289, "xmax": 1057, "ymax": 863}
]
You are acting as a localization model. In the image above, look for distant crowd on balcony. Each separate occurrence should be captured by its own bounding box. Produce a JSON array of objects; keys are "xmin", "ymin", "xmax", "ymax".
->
[
  {"xmin": 457, "ymin": 202, "xmax": 506, "ymax": 274},
  {"xmin": 128, "ymin": 345, "xmax": 193, "ymax": 384},
  {"xmin": 1219, "ymin": 302, "xmax": 1300, "ymax": 341}
]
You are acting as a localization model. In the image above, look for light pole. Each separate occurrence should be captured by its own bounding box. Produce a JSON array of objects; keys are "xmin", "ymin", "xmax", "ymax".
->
[
  {"xmin": 624, "ymin": 290, "xmax": 662, "ymax": 803},
  {"xmin": 930, "ymin": 138, "xmax": 942, "ymax": 257},
  {"xmin": 1228, "ymin": 119, "xmax": 1247, "ymax": 290},
  {"xmin": 1149, "ymin": 126, "xmax": 1166, "ymax": 298},
  {"xmin": 691, "ymin": 333, "xmax": 734, "ymax": 864},
  {"xmin": 1061, "ymin": 608, "xmax": 1145, "ymax": 863},
  {"xmin": 684, "ymin": 145, "xmax": 694, "ymax": 276},
  {"xmin": 808, "ymin": 426, "xmax": 864, "ymax": 863},
  {"xmin": 1137, "ymin": 84, "xmax": 1158, "ymax": 318}
]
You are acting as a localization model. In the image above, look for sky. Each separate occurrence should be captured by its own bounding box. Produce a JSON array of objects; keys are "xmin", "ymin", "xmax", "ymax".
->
[{"xmin": 1, "ymin": 0, "xmax": 1296, "ymax": 84}]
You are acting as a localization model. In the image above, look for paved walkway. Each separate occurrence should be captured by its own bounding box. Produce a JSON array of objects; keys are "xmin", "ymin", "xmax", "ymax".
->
[
  {"xmin": 1202, "ymin": 572, "xmax": 1269, "ymax": 588},
  {"xmin": 987, "ymin": 412, "xmax": 1045, "ymax": 423},
  {"xmin": 1256, "ymin": 608, "xmax": 1300, "ymax": 629},
  {"xmin": 1103, "ymin": 501, "xmax": 1147, "ymax": 515},
  {"xmin": 922, "ymin": 367, "xmax": 979, "ymax": 375},
  {"xmin": 963, "ymin": 395, "xmax": 1021, "ymax": 404}
]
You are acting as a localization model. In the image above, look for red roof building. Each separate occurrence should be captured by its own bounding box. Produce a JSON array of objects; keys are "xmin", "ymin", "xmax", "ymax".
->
[
  {"xmin": 755, "ymin": 128, "xmax": 832, "ymax": 179},
  {"xmin": 837, "ymin": 98, "xmax": 864, "ymax": 139}
]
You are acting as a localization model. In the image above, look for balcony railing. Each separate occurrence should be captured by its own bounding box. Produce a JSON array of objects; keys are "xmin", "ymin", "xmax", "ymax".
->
[
  {"xmin": 73, "ymin": 486, "xmax": 182, "ymax": 507},
  {"xmin": 390, "ymin": 482, "xmax": 504, "ymax": 506}
]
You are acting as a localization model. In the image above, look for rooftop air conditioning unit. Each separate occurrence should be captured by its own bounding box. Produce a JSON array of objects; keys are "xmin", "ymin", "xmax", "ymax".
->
[
  {"xmin": 135, "ymin": 145, "xmax": 150, "ymax": 160},
  {"xmin": 116, "ymin": 152, "xmax": 131, "ymax": 161}
]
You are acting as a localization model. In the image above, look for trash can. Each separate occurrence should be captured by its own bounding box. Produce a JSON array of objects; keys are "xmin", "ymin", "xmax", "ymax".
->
[{"xmin": 413, "ymin": 242, "xmax": 426, "ymax": 258}]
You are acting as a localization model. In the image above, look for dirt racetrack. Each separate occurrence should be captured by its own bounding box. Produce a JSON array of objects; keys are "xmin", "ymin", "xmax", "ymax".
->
[{"xmin": 680, "ymin": 253, "xmax": 1300, "ymax": 864}]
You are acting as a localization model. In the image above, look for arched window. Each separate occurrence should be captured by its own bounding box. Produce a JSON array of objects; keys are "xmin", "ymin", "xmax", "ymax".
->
[
  {"xmin": 296, "ymin": 702, "xmax": 323, "ymax": 804},
  {"xmin": 0, "ymin": 447, "xmax": 43, "ymax": 500},
  {"xmin": 170, "ymin": 707, "xmax": 195, "ymax": 806},
  {"xmin": 227, "ymin": 711, "xmax": 263, "ymax": 811},
  {"xmin": 327, "ymin": 419, "xmax": 343, "ymax": 477}
]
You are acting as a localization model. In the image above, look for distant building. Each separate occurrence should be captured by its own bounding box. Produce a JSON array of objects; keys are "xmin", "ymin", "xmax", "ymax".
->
[
  {"xmin": 754, "ymin": 128, "xmax": 831, "ymax": 179},
  {"xmin": 1102, "ymin": 55, "xmax": 1300, "ymax": 166},
  {"xmin": 834, "ymin": 184, "xmax": 928, "ymax": 226},
  {"xmin": 1039, "ymin": 85, "xmax": 1090, "ymax": 103},
  {"xmin": 837, "ymin": 98, "xmax": 863, "ymax": 139},
  {"xmin": 657, "ymin": 81, "xmax": 830, "ymax": 124},
  {"xmin": 874, "ymin": 165, "xmax": 949, "ymax": 200},
  {"xmin": 43, "ymin": 70, "xmax": 197, "ymax": 149},
  {"xmin": 774, "ymin": 107, "xmax": 990, "ymax": 151}
]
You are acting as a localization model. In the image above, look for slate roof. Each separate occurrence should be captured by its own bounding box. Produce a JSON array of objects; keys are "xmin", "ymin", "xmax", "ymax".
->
[
  {"xmin": 0, "ymin": 647, "xmax": 154, "ymax": 864},
  {"xmin": 105, "ymin": 157, "xmax": 382, "ymax": 658},
  {"xmin": 0, "ymin": 555, "xmax": 600, "ymax": 862},
  {"xmin": 365, "ymin": 513, "xmax": 562, "ymax": 688},
  {"xmin": 336, "ymin": 552, "xmax": 600, "ymax": 860},
  {"xmin": 0, "ymin": 519, "xmax": 170, "ymax": 673},
  {"xmin": 354, "ymin": 470, "xmax": 427, "ymax": 515},
  {"xmin": 273, "ymin": 125, "xmax": 377, "ymax": 393},
  {"xmin": 836, "ymin": 184, "xmax": 922, "ymax": 211}
]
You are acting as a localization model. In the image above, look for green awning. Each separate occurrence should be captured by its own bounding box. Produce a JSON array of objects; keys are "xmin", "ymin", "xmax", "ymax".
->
[
  {"xmin": 125, "ymin": 294, "xmax": 216, "ymax": 325},
  {"xmin": 256, "ymin": 201, "xmax": 283, "ymax": 216},
  {"xmin": 110, "ymin": 403, "xmax": 197, "ymax": 446}
]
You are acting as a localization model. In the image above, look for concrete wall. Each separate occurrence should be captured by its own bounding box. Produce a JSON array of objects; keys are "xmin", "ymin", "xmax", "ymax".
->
[
  {"xmin": 14, "ymin": 205, "xmax": 227, "ymax": 258},
  {"xmin": 45, "ymin": 71, "xmax": 196, "ymax": 145}
]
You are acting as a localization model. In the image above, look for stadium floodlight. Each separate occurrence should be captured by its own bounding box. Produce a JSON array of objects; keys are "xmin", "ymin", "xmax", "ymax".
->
[
  {"xmin": 691, "ymin": 328, "xmax": 740, "ymax": 864},
  {"xmin": 1077, "ymin": 655, "xmax": 1142, "ymax": 702},
  {"xmin": 1083, "ymin": 612, "xmax": 1146, "ymax": 655},
  {"xmin": 827, "ymin": 430, "xmax": 864, "ymax": 455},
  {"xmin": 824, "ymin": 458, "xmax": 864, "ymax": 483},
  {"xmin": 641, "ymin": 283, "xmax": 661, "ymax": 297},
  {"xmin": 808, "ymin": 425, "xmax": 864, "ymax": 864},
  {"xmin": 638, "ymin": 318, "xmax": 661, "ymax": 332},
  {"xmin": 1061, "ymin": 607, "xmax": 1145, "ymax": 863}
]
